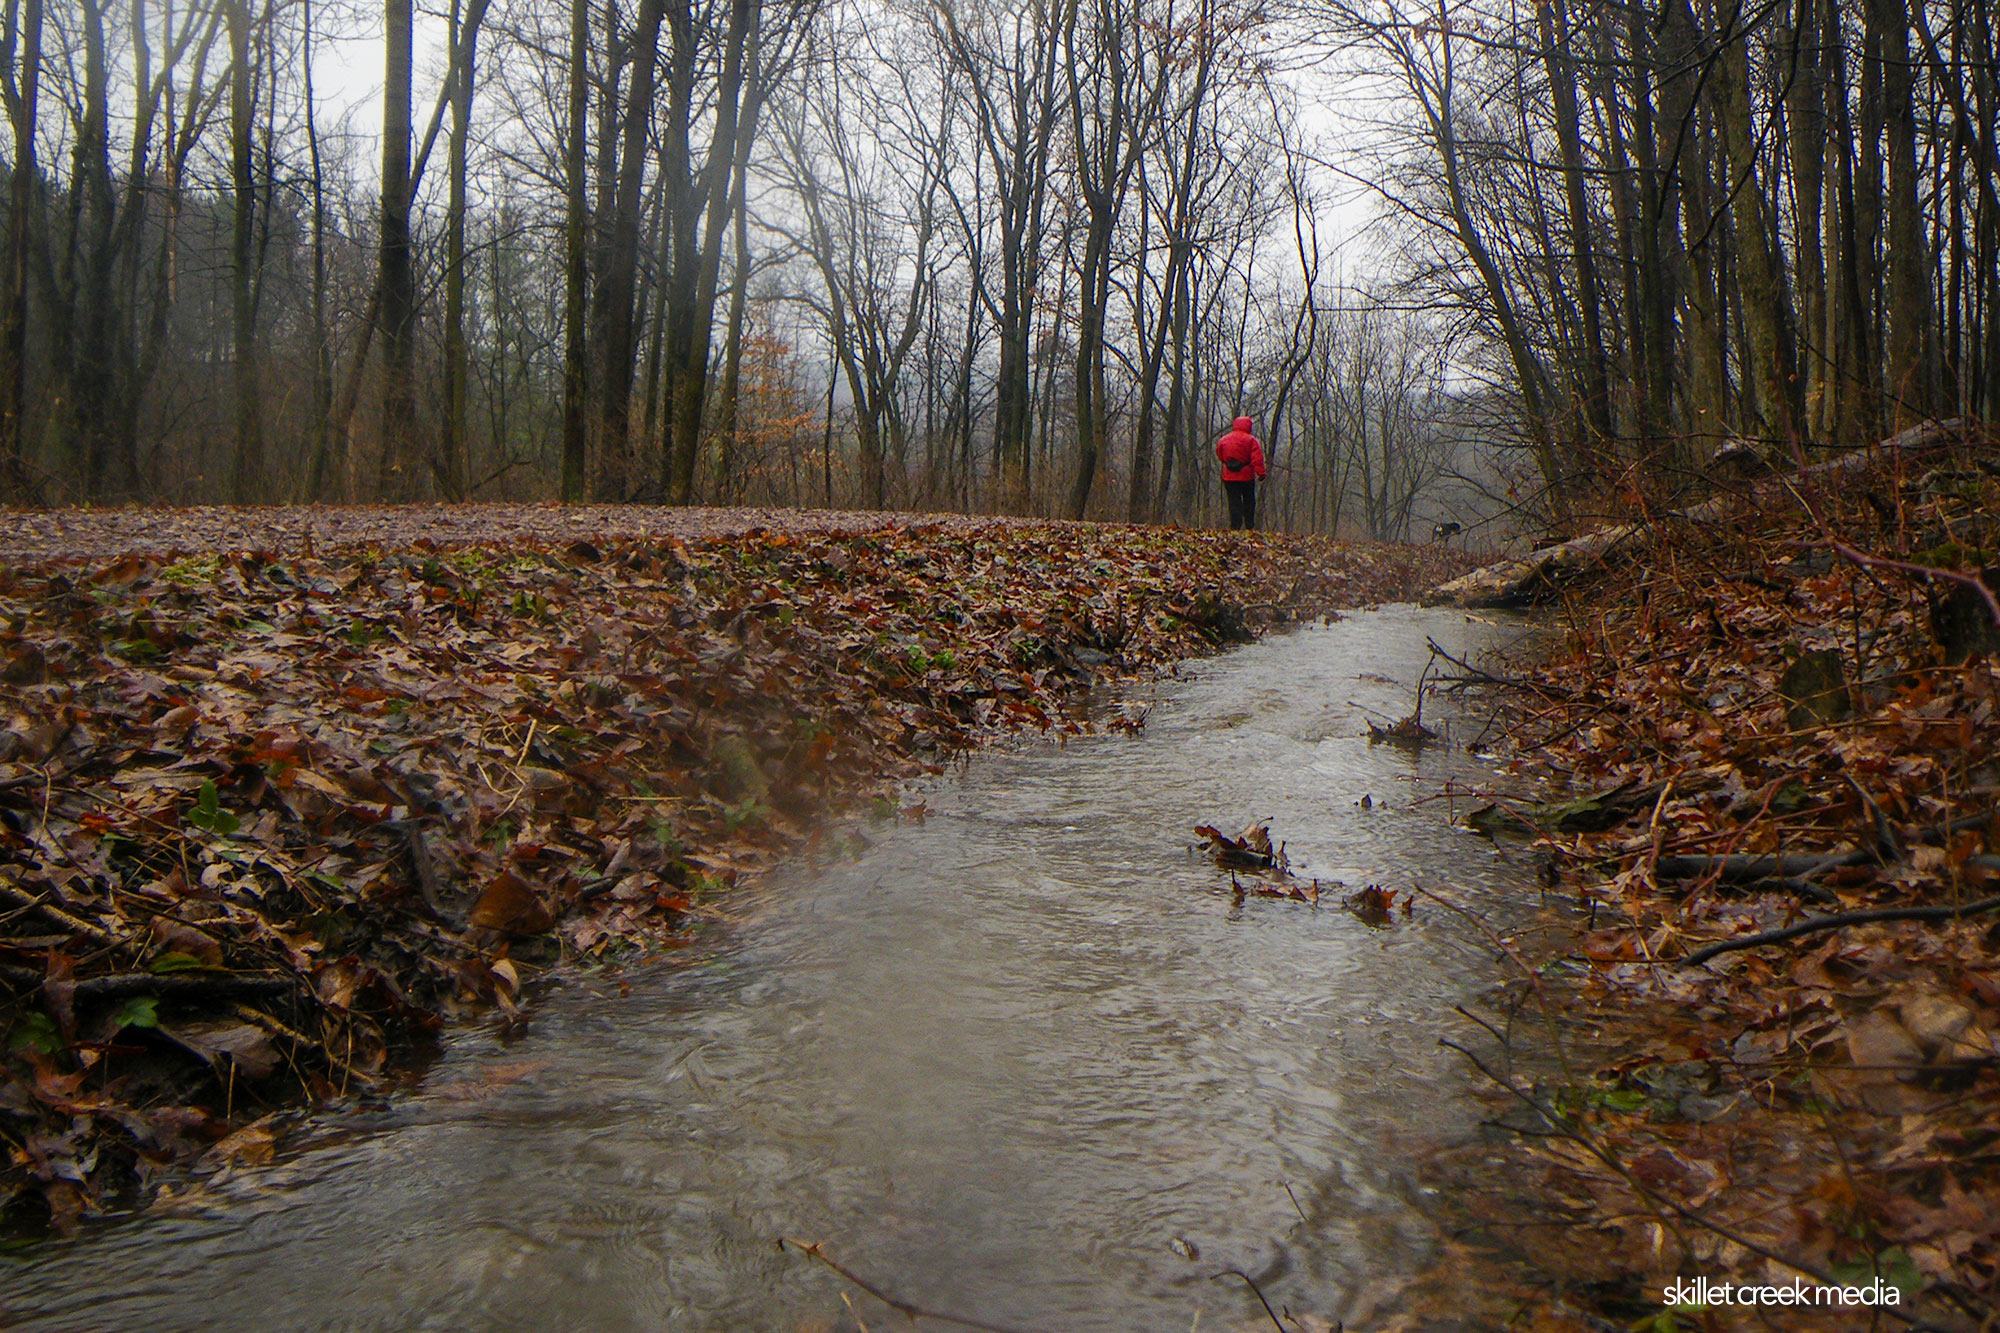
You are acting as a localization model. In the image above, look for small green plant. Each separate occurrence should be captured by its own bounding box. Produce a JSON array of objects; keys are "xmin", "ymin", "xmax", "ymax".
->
[
  {"xmin": 7, "ymin": 1013, "xmax": 62, "ymax": 1055},
  {"xmin": 183, "ymin": 780, "xmax": 240, "ymax": 836},
  {"xmin": 160, "ymin": 554, "xmax": 222, "ymax": 586},
  {"xmin": 648, "ymin": 814, "xmax": 684, "ymax": 859},
  {"xmin": 148, "ymin": 952, "xmax": 208, "ymax": 975},
  {"xmin": 723, "ymin": 797, "xmax": 768, "ymax": 831},
  {"xmin": 1829, "ymin": 1247, "xmax": 1922, "ymax": 1302},
  {"xmin": 110, "ymin": 996, "xmax": 160, "ymax": 1031}
]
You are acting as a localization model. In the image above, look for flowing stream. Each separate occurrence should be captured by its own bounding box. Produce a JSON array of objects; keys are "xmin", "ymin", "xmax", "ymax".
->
[{"xmin": 4, "ymin": 605, "xmax": 1541, "ymax": 1333}]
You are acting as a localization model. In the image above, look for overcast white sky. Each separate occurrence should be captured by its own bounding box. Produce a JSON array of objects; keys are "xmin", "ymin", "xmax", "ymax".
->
[{"xmin": 300, "ymin": 5, "xmax": 1396, "ymax": 270}]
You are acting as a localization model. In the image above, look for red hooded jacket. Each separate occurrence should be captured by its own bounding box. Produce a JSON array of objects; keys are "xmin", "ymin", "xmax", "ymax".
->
[{"xmin": 1215, "ymin": 418, "xmax": 1267, "ymax": 482}]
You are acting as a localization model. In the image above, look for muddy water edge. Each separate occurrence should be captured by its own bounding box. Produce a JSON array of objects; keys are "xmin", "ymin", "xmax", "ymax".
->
[{"xmin": 2, "ymin": 605, "xmax": 1554, "ymax": 1332}]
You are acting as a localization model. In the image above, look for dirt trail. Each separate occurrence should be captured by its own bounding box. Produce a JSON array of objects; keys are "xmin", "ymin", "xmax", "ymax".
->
[{"xmin": 0, "ymin": 503, "xmax": 1039, "ymax": 565}]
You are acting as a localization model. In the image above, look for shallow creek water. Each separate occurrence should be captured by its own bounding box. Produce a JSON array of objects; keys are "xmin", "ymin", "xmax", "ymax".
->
[{"xmin": 4, "ymin": 605, "xmax": 1542, "ymax": 1333}]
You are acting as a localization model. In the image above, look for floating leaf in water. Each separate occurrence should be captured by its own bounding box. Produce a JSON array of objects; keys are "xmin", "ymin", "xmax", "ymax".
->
[
  {"xmin": 1193, "ymin": 820, "xmax": 1287, "ymax": 874},
  {"xmin": 1346, "ymin": 884, "xmax": 1401, "ymax": 925}
]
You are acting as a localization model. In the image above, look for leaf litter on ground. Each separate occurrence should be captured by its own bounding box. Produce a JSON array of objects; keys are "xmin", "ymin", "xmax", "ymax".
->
[{"xmin": 1403, "ymin": 433, "xmax": 2000, "ymax": 1330}]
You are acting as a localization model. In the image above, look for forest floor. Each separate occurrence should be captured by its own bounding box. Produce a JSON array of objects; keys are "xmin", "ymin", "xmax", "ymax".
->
[
  {"xmin": 0, "ymin": 504, "xmax": 1466, "ymax": 1234},
  {"xmin": 1386, "ymin": 435, "xmax": 2000, "ymax": 1332}
]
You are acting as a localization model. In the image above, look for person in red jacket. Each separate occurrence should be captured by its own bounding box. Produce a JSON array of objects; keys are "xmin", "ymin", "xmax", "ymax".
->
[{"xmin": 1214, "ymin": 416, "xmax": 1267, "ymax": 531}]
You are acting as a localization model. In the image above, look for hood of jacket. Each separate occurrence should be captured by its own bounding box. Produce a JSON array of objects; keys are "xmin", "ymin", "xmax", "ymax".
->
[{"xmin": 1232, "ymin": 416, "xmax": 1254, "ymax": 433}]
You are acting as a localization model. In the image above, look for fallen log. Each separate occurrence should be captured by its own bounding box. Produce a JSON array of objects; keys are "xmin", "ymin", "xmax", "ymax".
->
[{"xmin": 1425, "ymin": 418, "xmax": 1967, "ymax": 608}]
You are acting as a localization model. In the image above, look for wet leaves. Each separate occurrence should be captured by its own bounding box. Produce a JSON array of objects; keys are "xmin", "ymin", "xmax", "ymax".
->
[
  {"xmin": 1433, "ymin": 440, "xmax": 2000, "ymax": 1327},
  {"xmin": 1365, "ymin": 713, "xmax": 1437, "ymax": 748},
  {"xmin": 1194, "ymin": 820, "xmax": 1285, "ymax": 873},
  {"xmin": 0, "ymin": 513, "xmax": 1464, "ymax": 1228}
]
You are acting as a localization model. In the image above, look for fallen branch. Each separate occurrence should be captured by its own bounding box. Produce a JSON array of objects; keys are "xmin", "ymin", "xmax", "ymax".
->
[
  {"xmin": 1426, "ymin": 418, "xmax": 1967, "ymax": 607},
  {"xmin": 1654, "ymin": 851, "xmax": 1862, "ymax": 900},
  {"xmin": 1423, "ymin": 637, "xmax": 1579, "ymax": 700},
  {"xmin": 1916, "ymin": 809, "xmax": 2000, "ymax": 845},
  {"xmin": 0, "ymin": 966, "xmax": 300, "ymax": 1001},
  {"xmin": 1827, "ymin": 540, "xmax": 2000, "ymax": 635},
  {"xmin": 0, "ymin": 880, "xmax": 123, "ymax": 948},
  {"xmin": 1678, "ymin": 895, "xmax": 2000, "ymax": 968},
  {"xmin": 1652, "ymin": 852, "xmax": 1870, "ymax": 882}
]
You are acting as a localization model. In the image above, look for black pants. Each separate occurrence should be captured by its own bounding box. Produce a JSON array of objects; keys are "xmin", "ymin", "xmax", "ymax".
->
[{"xmin": 1224, "ymin": 479, "xmax": 1257, "ymax": 531}]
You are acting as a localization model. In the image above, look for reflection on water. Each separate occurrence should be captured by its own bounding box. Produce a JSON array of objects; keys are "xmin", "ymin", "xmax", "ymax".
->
[{"xmin": 3, "ymin": 606, "xmax": 1538, "ymax": 1332}]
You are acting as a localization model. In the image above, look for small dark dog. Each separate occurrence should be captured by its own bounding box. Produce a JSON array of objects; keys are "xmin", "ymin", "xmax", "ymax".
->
[{"xmin": 1430, "ymin": 521, "xmax": 1463, "ymax": 543}]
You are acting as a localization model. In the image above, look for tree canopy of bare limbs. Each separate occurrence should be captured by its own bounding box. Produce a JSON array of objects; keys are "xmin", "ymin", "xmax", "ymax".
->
[
  {"xmin": 0, "ymin": 0, "xmax": 1986, "ymax": 533},
  {"xmin": 1303, "ymin": 0, "xmax": 1996, "ymax": 523}
]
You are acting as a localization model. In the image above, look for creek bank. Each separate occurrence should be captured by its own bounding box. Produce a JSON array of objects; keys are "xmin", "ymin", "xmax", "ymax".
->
[
  {"xmin": 1411, "ymin": 433, "xmax": 2000, "ymax": 1330},
  {"xmin": 0, "ymin": 510, "xmax": 1466, "ymax": 1232}
]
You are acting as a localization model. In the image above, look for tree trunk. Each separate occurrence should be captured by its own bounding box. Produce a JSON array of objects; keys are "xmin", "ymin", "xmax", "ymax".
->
[
  {"xmin": 303, "ymin": 0, "xmax": 338, "ymax": 500},
  {"xmin": 378, "ymin": 0, "xmax": 417, "ymax": 499},
  {"xmin": 665, "ymin": 0, "xmax": 759, "ymax": 505},
  {"xmin": 440, "ymin": 0, "xmax": 489, "ymax": 500},
  {"xmin": 1709, "ymin": 0, "xmax": 1797, "ymax": 443},
  {"xmin": 0, "ymin": 0, "xmax": 42, "ymax": 500},
  {"xmin": 559, "ymin": 0, "xmax": 589, "ymax": 502},
  {"xmin": 713, "ymin": 109, "xmax": 755, "ymax": 503},
  {"xmin": 1535, "ymin": 0, "xmax": 1613, "ymax": 454},
  {"xmin": 593, "ymin": 0, "xmax": 665, "ymax": 502},
  {"xmin": 228, "ymin": 0, "xmax": 262, "ymax": 501},
  {"xmin": 1872, "ymin": 0, "xmax": 1934, "ymax": 425},
  {"xmin": 1784, "ymin": 0, "xmax": 1828, "ymax": 440}
]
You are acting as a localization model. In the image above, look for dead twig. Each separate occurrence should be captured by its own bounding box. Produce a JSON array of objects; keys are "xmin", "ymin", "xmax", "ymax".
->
[
  {"xmin": 0, "ymin": 966, "xmax": 299, "ymax": 1001},
  {"xmin": 776, "ymin": 1238, "xmax": 1037, "ymax": 1333},
  {"xmin": 228, "ymin": 1003, "xmax": 377, "ymax": 1090},
  {"xmin": 1825, "ymin": 540, "xmax": 2000, "ymax": 632},
  {"xmin": 1678, "ymin": 894, "xmax": 2000, "ymax": 968},
  {"xmin": 1424, "ymin": 636, "xmax": 1579, "ymax": 700},
  {"xmin": 1208, "ymin": 1269, "xmax": 1287, "ymax": 1333},
  {"xmin": 0, "ymin": 879, "xmax": 124, "ymax": 949}
]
